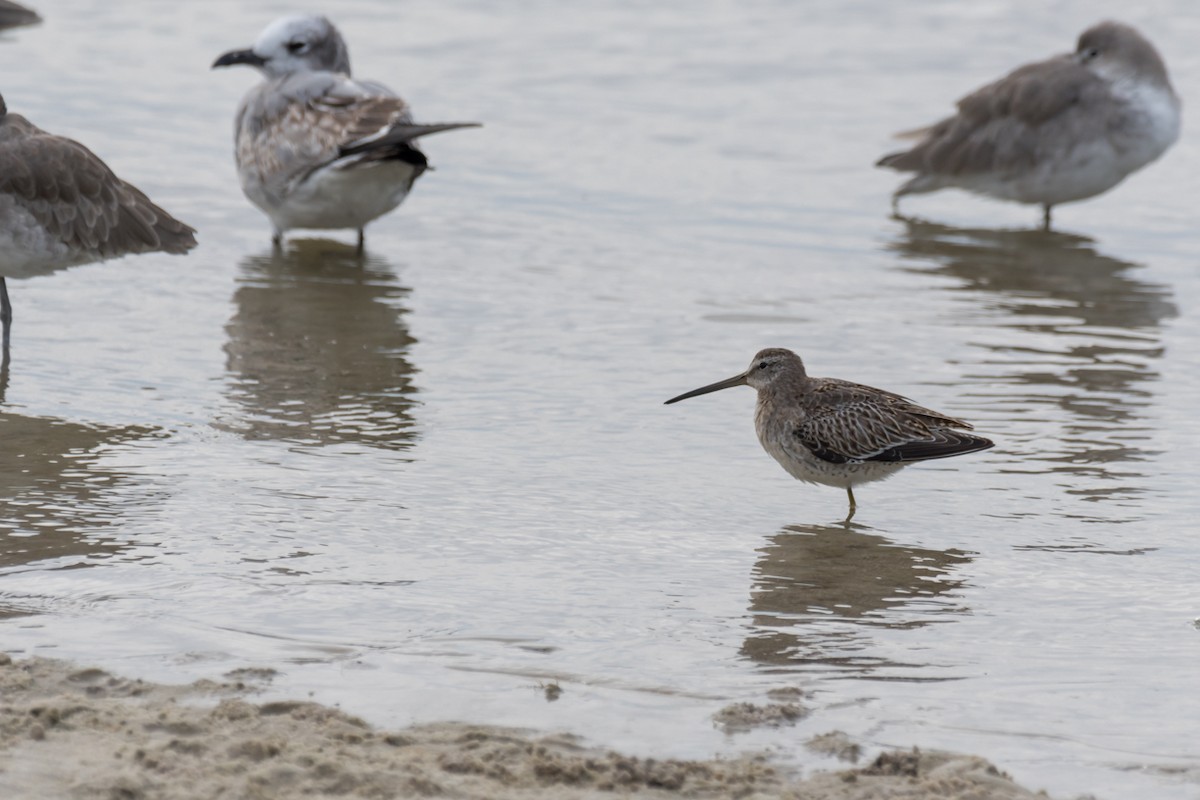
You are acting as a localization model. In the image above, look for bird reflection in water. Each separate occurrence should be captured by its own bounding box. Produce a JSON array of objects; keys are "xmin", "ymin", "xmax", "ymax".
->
[
  {"xmin": 220, "ymin": 239, "xmax": 419, "ymax": 450},
  {"xmin": 742, "ymin": 523, "xmax": 971, "ymax": 678},
  {"xmin": 888, "ymin": 219, "xmax": 1175, "ymax": 509},
  {"xmin": 0, "ymin": 397, "xmax": 156, "ymax": 616}
]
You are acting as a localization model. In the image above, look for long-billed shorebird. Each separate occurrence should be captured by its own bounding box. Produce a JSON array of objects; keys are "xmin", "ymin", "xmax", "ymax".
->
[
  {"xmin": 0, "ymin": 93, "xmax": 197, "ymax": 357},
  {"xmin": 877, "ymin": 21, "xmax": 1180, "ymax": 229},
  {"xmin": 665, "ymin": 348, "xmax": 993, "ymax": 515},
  {"xmin": 212, "ymin": 15, "xmax": 480, "ymax": 251}
]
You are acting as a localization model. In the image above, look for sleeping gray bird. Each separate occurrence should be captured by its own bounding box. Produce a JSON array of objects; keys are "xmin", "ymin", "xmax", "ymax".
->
[
  {"xmin": 877, "ymin": 21, "xmax": 1180, "ymax": 229},
  {"xmin": 212, "ymin": 15, "xmax": 480, "ymax": 251},
  {"xmin": 0, "ymin": 93, "xmax": 196, "ymax": 357}
]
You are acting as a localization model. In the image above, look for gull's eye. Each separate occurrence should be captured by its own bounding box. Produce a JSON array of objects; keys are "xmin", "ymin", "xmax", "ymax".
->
[
  {"xmin": 286, "ymin": 41, "xmax": 307, "ymax": 53},
  {"xmin": 1082, "ymin": 46, "xmax": 1100, "ymax": 60},
  {"xmin": 757, "ymin": 361, "xmax": 769, "ymax": 370}
]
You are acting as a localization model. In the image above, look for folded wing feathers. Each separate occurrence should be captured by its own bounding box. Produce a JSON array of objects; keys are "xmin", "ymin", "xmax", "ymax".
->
[
  {"xmin": 877, "ymin": 57, "xmax": 1102, "ymax": 177},
  {"xmin": 795, "ymin": 382, "xmax": 992, "ymax": 465},
  {"xmin": 0, "ymin": 122, "xmax": 196, "ymax": 257},
  {"xmin": 240, "ymin": 74, "xmax": 479, "ymax": 197},
  {"xmin": 317, "ymin": 93, "xmax": 414, "ymax": 152},
  {"xmin": 325, "ymin": 93, "xmax": 480, "ymax": 160}
]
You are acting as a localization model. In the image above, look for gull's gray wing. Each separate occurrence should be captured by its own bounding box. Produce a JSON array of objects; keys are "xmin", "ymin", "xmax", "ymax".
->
[{"xmin": 234, "ymin": 72, "xmax": 478, "ymax": 203}]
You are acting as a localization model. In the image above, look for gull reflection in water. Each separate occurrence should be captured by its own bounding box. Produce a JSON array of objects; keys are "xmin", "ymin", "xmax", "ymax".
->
[
  {"xmin": 742, "ymin": 523, "xmax": 971, "ymax": 679},
  {"xmin": 888, "ymin": 219, "xmax": 1176, "ymax": 510},
  {"xmin": 221, "ymin": 239, "xmax": 419, "ymax": 450}
]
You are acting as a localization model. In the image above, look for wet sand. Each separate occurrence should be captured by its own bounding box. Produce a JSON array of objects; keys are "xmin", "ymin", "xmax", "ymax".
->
[{"xmin": 0, "ymin": 655, "xmax": 1064, "ymax": 799}]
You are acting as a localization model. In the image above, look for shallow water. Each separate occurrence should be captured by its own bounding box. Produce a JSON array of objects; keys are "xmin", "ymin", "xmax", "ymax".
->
[{"xmin": 2, "ymin": 1, "xmax": 1200, "ymax": 797}]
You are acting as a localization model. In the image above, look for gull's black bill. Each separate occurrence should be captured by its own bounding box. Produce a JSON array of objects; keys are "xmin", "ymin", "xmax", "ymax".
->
[{"xmin": 212, "ymin": 49, "xmax": 267, "ymax": 69}]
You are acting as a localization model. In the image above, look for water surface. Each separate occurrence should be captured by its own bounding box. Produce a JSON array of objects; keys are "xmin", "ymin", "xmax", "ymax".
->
[{"xmin": 2, "ymin": 2, "xmax": 1199, "ymax": 798}]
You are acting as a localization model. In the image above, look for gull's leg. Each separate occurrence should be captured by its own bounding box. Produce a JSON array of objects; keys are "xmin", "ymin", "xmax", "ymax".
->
[
  {"xmin": 272, "ymin": 229, "xmax": 283, "ymax": 250},
  {"xmin": 1041, "ymin": 204, "xmax": 1052, "ymax": 231},
  {"xmin": 356, "ymin": 229, "xmax": 365, "ymax": 255}
]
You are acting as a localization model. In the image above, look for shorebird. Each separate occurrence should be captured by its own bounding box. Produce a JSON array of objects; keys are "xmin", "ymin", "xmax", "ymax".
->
[
  {"xmin": 665, "ymin": 348, "xmax": 993, "ymax": 514},
  {"xmin": 212, "ymin": 15, "xmax": 480, "ymax": 252},
  {"xmin": 877, "ymin": 21, "xmax": 1180, "ymax": 229},
  {"xmin": 0, "ymin": 93, "xmax": 197, "ymax": 358}
]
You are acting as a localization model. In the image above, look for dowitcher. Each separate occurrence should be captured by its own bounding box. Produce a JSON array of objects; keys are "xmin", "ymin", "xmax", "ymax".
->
[
  {"xmin": 877, "ymin": 21, "xmax": 1179, "ymax": 229},
  {"xmin": 665, "ymin": 348, "xmax": 993, "ymax": 514},
  {"xmin": 0, "ymin": 94, "xmax": 196, "ymax": 357},
  {"xmin": 212, "ymin": 15, "xmax": 480, "ymax": 252}
]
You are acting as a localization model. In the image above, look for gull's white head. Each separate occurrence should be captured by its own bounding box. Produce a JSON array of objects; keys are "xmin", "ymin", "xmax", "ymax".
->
[{"xmin": 213, "ymin": 14, "xmax": 351, "ymax": 79}]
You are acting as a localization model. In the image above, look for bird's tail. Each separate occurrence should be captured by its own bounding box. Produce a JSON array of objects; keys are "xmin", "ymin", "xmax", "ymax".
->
[{"xmin": 341, "ymin": 122, "xmax": 481, "ymax": 156}]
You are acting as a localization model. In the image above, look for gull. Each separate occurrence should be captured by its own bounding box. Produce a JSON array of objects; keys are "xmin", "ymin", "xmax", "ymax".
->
[
  {"xmin": 0, "ymin": 93, "xmax": 197, "ymax": 358},
  {"xmin": 212, "ymin": 14, "xmax": 480, "ymax": 251},
  {"xmin": 665, "ymin": 348, "xmax": 993, "ymax": 516},
  {"xmin": 877, "ymin": 21, "xmax": 1180, "ymax": 229}
]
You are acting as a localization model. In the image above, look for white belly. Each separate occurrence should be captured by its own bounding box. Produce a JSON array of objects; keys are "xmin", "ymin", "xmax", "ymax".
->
[
  {"xmin": 252, "ymin": 160, "xmax": 419, "ymax": 233},
  {"xmin": 758, "ymin": 432, "xmax": 905, "ymax": 490},
  {"xmin": 979, "ymin": 143, "xmax": 1138, "ymax": 206},
  {"xmin": 970, "ymin": 80, "xmax": 1180, "ymax": 207}
]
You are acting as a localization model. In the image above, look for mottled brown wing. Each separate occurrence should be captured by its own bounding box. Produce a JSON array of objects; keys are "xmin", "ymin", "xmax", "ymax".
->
[
  {"xmin": 792, "ymin": 380, "xmax": 984, "ymax": 464},
  {"xmin": 877, "ymin": 56, "xmax": 1110, "ymax": 176},
  {"xmin": 239, "ymin": 91, "xmax": 413, "ymax": 196},
  {"xmin": 313, "ymin": 92, "xmax": 413, "ymax": 150},
  {"xmin": 0, "ymin": 118, "xmax": 195, "ymax": 255}
]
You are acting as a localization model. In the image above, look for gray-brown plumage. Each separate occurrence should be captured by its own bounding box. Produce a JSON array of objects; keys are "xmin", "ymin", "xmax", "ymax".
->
[
  {"xmin": 665, "ymin": 348, "xmax": 992, "ymax": 514},
  {"xmin": 878, "ymin": 21, "xmax": 1180, "ymax": 229},
  {"xmin": 0, "ymin": 93, "xmax": 197, "ymax": 354}
]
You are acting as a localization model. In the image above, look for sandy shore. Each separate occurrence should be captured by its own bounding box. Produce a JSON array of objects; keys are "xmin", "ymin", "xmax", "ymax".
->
[{"xmin": 0, "ymin": 654, "xmax": 1062, "ymax": 799}]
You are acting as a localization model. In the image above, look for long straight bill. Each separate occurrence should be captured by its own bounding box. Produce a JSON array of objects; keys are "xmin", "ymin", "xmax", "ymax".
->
[{"xmin": 663, "ymin": 372, "xmax": 748, "ymax": 405}]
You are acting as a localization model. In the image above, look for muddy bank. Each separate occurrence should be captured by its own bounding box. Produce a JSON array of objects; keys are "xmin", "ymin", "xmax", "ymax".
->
[{"xmin": 0, "ymin": 655, "xmax": 1062, "ymax": 799}]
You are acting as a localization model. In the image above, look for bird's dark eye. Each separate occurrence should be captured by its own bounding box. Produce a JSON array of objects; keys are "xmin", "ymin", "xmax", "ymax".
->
[
  {"xmin": 1082, "ymin": 47, "xmax": 1100, "ymax": 60},
  {"xmin": 287, "ymin": 41, "xmax": 306, "ymax": 53},
  {"xmin": 757, "ymin": 361, "xmax": 769, "ymax": 370}
]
